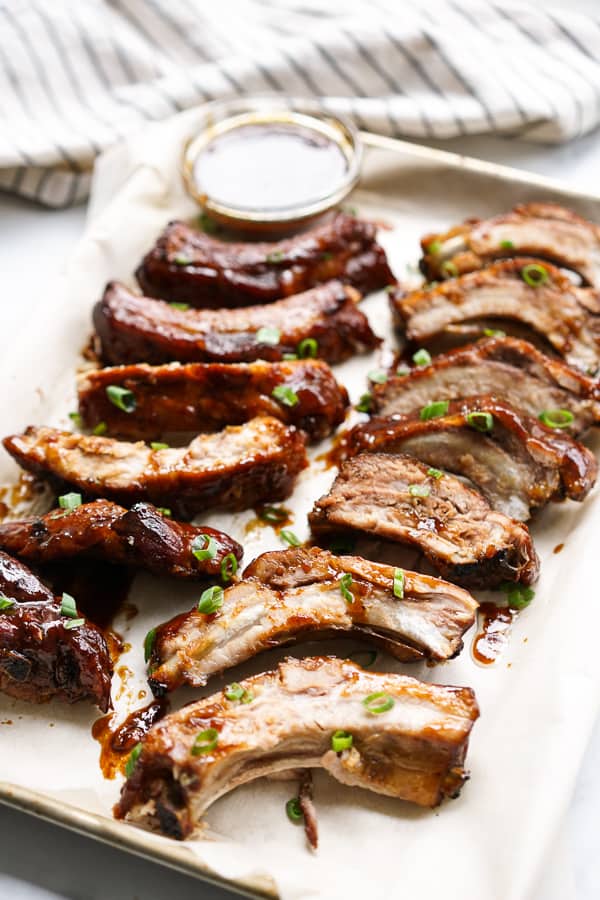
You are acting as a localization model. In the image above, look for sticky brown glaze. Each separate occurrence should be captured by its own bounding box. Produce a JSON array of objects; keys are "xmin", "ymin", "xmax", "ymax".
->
[
  {"xmin": 147, "ymin": 546, "xmax": 478, "ymax": 694},
  {"xmin": 2, "ymin": 418, "xmax": 308, "ymax": 520},
  {"xmin": 420, "ymin": 202, "xmax": 600, "ymax": 286},
  {"xmin": 391, "ymin": 258, "xmax": 600, "ymax": 374},
  {"xmin": 309, "ymin": 453, "xmax": 539, "ymax": 588},
  {"xmin": 136, "ymin": 213, "xmax": 394, "ymax": 307},
  {"xmin": 372, "ymin": 336, "xmax": 600, "ymax": 436},
  {"xmin": 0, "ymin": 500, "xmax": 243, "ymax": 580},
  {"xmin": 93, "ymin": 280, "xmax": 380, "ymax": 366},
  {"xmin": 115, "ymin": 656, "xmax": 479, "ymax": 838},
  {"xmin": 77, "ymin": 359, "xmax": 349, "ymax": 443},
  {"xmin": 346, "ymin": 396, "xmax": 597, "ymax": 521},
  {"xmin": 0, "ymin": 551, "xmax": 112, "ymax": 710}
]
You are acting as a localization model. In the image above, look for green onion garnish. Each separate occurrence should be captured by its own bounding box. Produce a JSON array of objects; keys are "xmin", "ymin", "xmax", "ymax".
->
[
  {"xmin": 343, "ymin": 205, "xmax": 357, "ymax": 217},
  {"xmin": 501, "ymin": 583, "xmax": 535, "ymax": 610},
  {"xmin": 266, "ymin": 250, "xmax": 284, "ymax": 263},
  {"xmin": 192, "ymin": 534, "xmax": 217, "ymax": 561},
  {"xmin": 384, "ymin": 284, "xmax": 396, "ymax": 294},
  {"xmin": 339, "ymin": 572, "xmax": 354, "ymax": 603},
  {"xmin": 64, "ymin": 618, "xmax": 85, "ymax": 630},
  {"xmin": 258, "ymin": 505, "xmax": 289, "ymax": 524},
  {"xmin": 106, "ymin": 385, "xmax": 136, "ymax": 413},
  {"xmin": 426, "ymin": 240, "xmax": 442, "ymax": 255},
  {"xmin": 150, "ymin": 442, "xmax": 169, "ymax": 450},
  {"xmin": 521, "ymin": 263, "xmax": 549, "ymax": 287},
  {"xmin": 225, "ymin": 683, "xmax": 245, "ymax": 701},
  {"xmin": 427, "ymin": 467, "xmax": 444, "ymax": 479},
  {"xmin": 538, "ymin": 409, "xmax": 575, "ymax": 429},
  {"xmin": 412, "ymin": 348, "xmax": 432, "ymax": 367},
  {"xmin": 60, "ymin": 592, "xmax": 78, "ymax": 618},
  {"xmin": 321, "ymin": 251, "xmax": 333, "ymax": 261},
  {"xmin": 157, "ymin": 507, "xmax": 171, "ymax": 517},
  {"xmin": 396, "ymin": 365, "xmax": 410, "ymax": 377},
  {"xmin": 367, "ymin": 369, "xmax": 388, "ymax": 385},
  {"xmin": 272, "ymin": 385, "xmax": 299, "ymax": 407},
  {"xmin": 297, "ymin": 337, "xmax": 318, "ymax": 358},
  {"xmin": 466, "ymin": 411, "xmax": 494, "ymax": 432},
  {"xmin": 286, "ymin": 797, "xmax": 303, "ymax": 823},
  {"xmin": 362, "ymin": 691, "xmax": 395, "ymax": 715},
  {"xmin": 255, "ymin": 326, "xmax": 281, "ymax": 345},
  {"xmin": 331, "ymin": 730, "xmax": 353, "ymax": 752},
  {"xmin": 191, "ymin": 728, "xmax": 219, "ymax": 756},
  {"xmin": 173, "ymin": 253, "xmax": 192, "ymax": 265},
  {"xmin": 169, "ymin": 302, "xmax": 190, "ymax": 311},
  {"xmin": 93, "ymin": 421, "xmax": 108, "ymax": 436},
  {"xmin": 241, "ymin": 690, "xmax": 254, "ymax": 704},
  {"xmin": 280, "ymin": 529, "xmax": 301, "ymax": 547},
  {"xmin": 197, "ymin": 212, "xmax": 218, "ymax": 234},
  {"xmin": 58, "ymin": 492, "xmax": 82, "ymax": 511},
  {"xmin": 0, "ymin": 596, "xmax": 15, "ymax": 611},
  {"xmin": 125, "ymin": 742, "xmax": 142, "ymax": 778},
  {"xmin": 393, "ymin": 568, "xmax": 404, "ymax": 599},
  {"xmin": 144, "ymin": 628, "xmax": 156, "ymax": 662},
  {"xmin": 409, "ymin": 483, "xmax": 430, "ymax": 498},
  {"xmin": 282, "ymin": 353, "xmax": 298, "ymax": 361},
  {"xmin": 220, "ymin": 552, "xmax": 238, "ymax": 583},
  {"xmin": 500, "ymin": 239, "xmax": 514, "ymax": 249},
  {"xmin": 441, "ymin": 261, "xmax": 458, "ymax": 277},
  {"xmin": 197, "ymin": 586, "xmax": 224, "ymax": 614},
  {"xmin": 483, "ymin": 328, "xmax": 506, "ymax": 338},
  {"xmin": 356, "ymin": 393, "xmax": 373, "ymax": 413},
  {"xmin": 69, "ymin": 411, "xmax": 83, "ymax": 428},
  {"xmin": 420, "ymin": 400, "xmax": 448, "ymax": 421},
  {"xmin": 349, "ymin": 649, "xmax": 377, "ymax": 668}
]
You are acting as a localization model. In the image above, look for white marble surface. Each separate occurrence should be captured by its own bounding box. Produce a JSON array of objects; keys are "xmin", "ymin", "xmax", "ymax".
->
[{"xmin": 1, "ymin": 106, "xmax": 600, "ymax": 900}]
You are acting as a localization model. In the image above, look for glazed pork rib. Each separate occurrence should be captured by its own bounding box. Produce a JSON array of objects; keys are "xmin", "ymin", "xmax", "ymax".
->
[
  {"xmin": 391, "ymin": 258, "xmax": 600, "ymax": 373},
  {"xmin": 347, "ymin": 397, "xmax": 597, "ymax": 521},
  {"xmin": 420, "ymin": 202, "xmax": 600, "ymax": 286},
  {"xmin": 2, "ymin": 417, "xmax": 307, "ymax": 520},
  {"xmin": 0, "ymin": 500, "xmax": 243, "ymax": 581},
  {"xmin": 94, "ymin": 280, "xmax": 380, "ymax": 367},
  {"xmin": 136, "ymin": 212, "xmax": 394, "ymax": 307},
  {"xmin": 147, "ymin": 546, "xmax": 478, "ymax": 694},
  {"xmin": 115, "ymin": 656, "xmax": 479, "ymax": 838},
  {"xmin": 372, "ymin": 336, "xmax": 600, "ymax": 436},
  {"xmin": 77, "ymin": 359, "xmax": 348, "ymax": 443},
  {"xmin": 309, "ymin": 453, "xmax": 539, "ymax": 588},
  {"xmin": 0, "ymin": 551, "xmax": 112, "ymax": 710}
]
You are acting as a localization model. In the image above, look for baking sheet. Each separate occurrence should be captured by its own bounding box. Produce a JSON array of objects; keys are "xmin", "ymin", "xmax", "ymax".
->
[{"xmin": 1, "ymin": 110, "xmax": 600, "ymax": 900}]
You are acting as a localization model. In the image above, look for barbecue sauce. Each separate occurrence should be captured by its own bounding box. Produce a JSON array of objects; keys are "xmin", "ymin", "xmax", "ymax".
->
[
  {"xmin": 92, "ymin": 699, "xmax": 168, "ymax": 780},
  {"xmin": 472, "ymin": 603, "xmax": 516, "ymax": 665}
]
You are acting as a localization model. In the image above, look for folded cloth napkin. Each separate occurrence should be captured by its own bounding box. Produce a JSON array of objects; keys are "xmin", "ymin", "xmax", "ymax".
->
[{"xmin": 1, "ymin": 0, "xmax": 599, "ymax": 208}]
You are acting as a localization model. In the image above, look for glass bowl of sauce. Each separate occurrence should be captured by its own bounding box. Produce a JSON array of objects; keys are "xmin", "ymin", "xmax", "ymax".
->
[{"xmin": 182, "ymin": 98, "xmax": 362, "ymax": 234}]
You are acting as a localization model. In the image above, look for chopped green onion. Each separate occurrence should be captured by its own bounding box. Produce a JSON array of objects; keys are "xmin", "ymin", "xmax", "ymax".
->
[
  {"xmin": 282, "ymin": 353, "xmax": 298, "ymax": 361},
  {"xmin": 426, "ymin": 240, "xmax": 442, "ymax": 255},
  {"xmin": 343, "ymin": 205, "xmax": 358, "ymax": 217},
  {"xmin": 197, "ymin": 212, "xmax": 218, "ymax": 234},
  {"xmin": 58, "ymin": 492, "xmax": 82, "ymax": 511},
  {"xmin": 220, "ymin": 552, "xmax": 238, "ymax": 583},
  {"xmin": 367, "ymin": 369, "xmax": 388, "ymax": 385},
  {"xmin": 466, "ymin": 411, "xmax": 494, "ymax": 432},
  {"xmin": 150, "ymin": 442, "xmax": 169, "ymax": 450},
  {"xmin": 441, "ymin": 261, "xmax": 458, "ymax": 277},
  {"xmin": 272, "ymin": 385, "xmax": 299, "ymax": 407},
  {"xmin": 192, "ymin": 534, "xmax": 217, "ymax": 561},
  {"xmin": 0, "ymin": 595, "xmax": 15, "ymax": 611},
  {"xmin": 144, "ymin": 628, "xmax": 157, "ymax": 662},
  {"xmin": 297, "ymin": 338, "xmax": 318, "ymax": 358},
  {"xmin": 501, "ymin": 583, "xmax": 535, "ymax": 610},
  {"xmin": 173, "ymin": 253, "xmax": 192, "ymax": 266},
  {"xmin": 500, "ymin": 239, "xmax": 514, "ymax": 249},
  {"xmin": 225, "ymin": 682, "xmax": 245, "ymax": 701},
  {"xmin": 396, "ymin": 365, "xmax": 410, "ymax": 377},
  {"xmin": 483, "ymin": 328, "xmax": 506, "ymax": 338},
  {"xmin": 191, "ymin": 728, "xmax": 219, "ymax": 755},
  {"xmin": 60, "ymin": 592, "xmax": 78, "ymax": 618},
  {"xmin": 331, "ymin": 730, "xmax": 353, "ymax": 752},
  {"xmin": 412, "ymin": 348, "xmax": 432, "ymax": 367},
  {"xmin": 427, "ymin": 467, "xmax": 444, "ymax": 480},
  {"xmin": 69, "ymin": 411, "xmax": 83, "ymax": 428},
  {"xmin": 321, "ymin": 251, "xmax": 333, "ymax": 262},
  {"xmin": 356, "ymin": 393, "xmax": 373, "ymax": 413},
  {"xmin": 409, "ymin": 483, "xmax": 430, "ymax": 498},
  {"xmin": 169, "ymin": 302, "xmax": 190, "ymax": 311},
  {"xmin": 255, "ymin": 326, "xmax": 280, "ymax": 346},
  {"xmin": 339, "ymin": 572, "xmax": 354, "ymax": 604},
  {"xmin": 266, "ymin": 250, "xmax": 284, "ymax": 263},
  {"xmin": 286, "ymin": 797, "xmax": 303, "ymax": 822},
  {"xmin": 280, "ymin": 529, "xmax": 301, "ymax": 547},
  {"xmin": 241, "ymin": 690, "xmax": 254, "ymax": 704},
  {"xmin": 362, "ymin": 691, "xmax": 395, "ymax": 715},
  {"xmin": 125, "ymin": 742, "xmax": 142, "ymax": 778},
  {"xmin": 393, "ymin": 568, "xmax": 404, "ymax": 599},
  {"xmin": 521, "ymin": 263, "xmax": 549, "ymax": 287},
  {"xmin": 197, "ymin": 586, "xmax": 224, "ymax": 614},
  {"xmin": 349, "ymin": 649, "xmax": 377, "ymax": 668},
  {"xmin": 384, "ymin": 284, "xmax": 396, "ymax": 294},
  {"xmin": 538, "ymin": 409, "xmax": 575, "ymax": 429},
  {"xmin": 420, "ymin": 400, "xmax": 448, "ymax": 421},
  {"xmin": 106, "ymin": 385, "xmax": 136, "ymax": 413},
  {"xmin": 258, "ymin": 505, "xmax": 289, "ymax": 524},
  {"xmin": 64, "ymin": 618, "xmax": 85, "ymax": 630},
  {"xmin": 93, "ymin": 421, "xmax": 107, "ymax": 436},
  {"xmin": 157, "ymin": 507, "xmax": 171, "ymax": 517}
]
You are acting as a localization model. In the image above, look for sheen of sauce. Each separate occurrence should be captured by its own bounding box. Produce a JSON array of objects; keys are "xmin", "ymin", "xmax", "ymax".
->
[
  {"xmin": 472, "ymin": 603, "xmax": 517, "ymax": 665},
  {"xmin": 92, "ymin": 699, "xmax": 168, "ymax": 780}
]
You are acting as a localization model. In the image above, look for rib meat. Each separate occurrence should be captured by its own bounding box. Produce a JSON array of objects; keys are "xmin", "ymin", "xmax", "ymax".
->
[
  {"xmin": 94, "ymin": 280, "xmax": 380, "ymax": 367},
  {"xmin": 2, "ymin": 418, "xmax": 307, "ymax": 520},
  {"xmin": 420, "ymin": 203, "xmax": 600, "ymax": 286},
  {"xmin": 0, "ymin": 500, "xmax": 243, "ymax": 580},
  {"xmin": 147, "ymin": 546, "xmax": 478, "ymax": 694},
  {"xmin": 0, "ymin": 551, "xmax": 112, "ymax": 710},
  {"xmin": 136, "ymin": 213, "xmax": 394, "ymax": 307},
  {"xmin": 391, "ymin": 258, "xmax": 600, "ymax": 373},
  {"xmin": 373, "ymin": 336, "xmax": 600, "ymax": 436},
  {"xmin": 115, "ymin": 656, "xmax": 479, "ymax": 838},
  {"xmin": 347, "ymin": 397, "xmax": 597, "ymax": 521},
  {"xmin": 309, "ymin": 453, "xmax": 539, "ymax": 588},
  {"xmin": 77, "ymin": 359, "xmax": 348, "ymax": 443}
]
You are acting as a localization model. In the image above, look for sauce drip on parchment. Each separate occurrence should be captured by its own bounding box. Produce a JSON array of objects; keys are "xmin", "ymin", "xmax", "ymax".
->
[
  {"xmin": 92, "ymin": 699, "xmax": 168, "ymax": 779},
  {"xmin": 472, "ymin": 603, "xmax": 517, "ymax": 665}
]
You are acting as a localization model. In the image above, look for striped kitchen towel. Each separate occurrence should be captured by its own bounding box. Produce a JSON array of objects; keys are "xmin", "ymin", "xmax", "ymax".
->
[{"xmin": 1, "ymin": 0, "xmax": 600, "ymax": 208}]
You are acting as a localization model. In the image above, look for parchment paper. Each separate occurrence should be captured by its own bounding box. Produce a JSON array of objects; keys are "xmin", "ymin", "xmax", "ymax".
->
[{"xmin": 1, "ymin": 108, "xmax": 599, "ymax": 900}]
